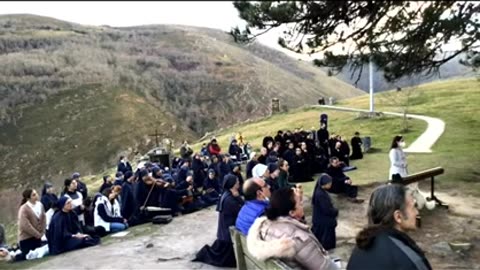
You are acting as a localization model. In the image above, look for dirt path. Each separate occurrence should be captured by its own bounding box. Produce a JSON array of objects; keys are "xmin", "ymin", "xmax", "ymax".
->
[{"xmin": 313, "ymin": 105, "xmax": 446, "ymax": 153}]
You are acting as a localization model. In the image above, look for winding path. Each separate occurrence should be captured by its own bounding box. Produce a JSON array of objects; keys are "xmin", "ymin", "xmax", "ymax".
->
[{"xmin": 312, "ymin": 105, "xmax": 446, "ymax": 153}]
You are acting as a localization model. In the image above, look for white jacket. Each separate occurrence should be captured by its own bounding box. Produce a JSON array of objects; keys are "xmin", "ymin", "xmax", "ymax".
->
[
  {"xmin": 94, "ymin": 196, "xmax": 122, "ymax": 232},
  {"xmin": 389, "ymin": 148, "xmax": 408, "ymax": 180}
]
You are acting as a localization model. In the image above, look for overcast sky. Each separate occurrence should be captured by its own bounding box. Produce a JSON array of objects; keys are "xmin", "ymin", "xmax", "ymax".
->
[
  {"xmin": 0, "ymin": 1, "xmax": 317, "ymax": 60},
  {"xmin": 0, "ymin": 1, "xmax": 463, "ymax": 60}
]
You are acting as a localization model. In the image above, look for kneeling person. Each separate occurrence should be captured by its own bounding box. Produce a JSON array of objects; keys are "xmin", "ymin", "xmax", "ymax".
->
[{"xmin": 94, "ymin": 187, "xmax": 128, "ymax": 236}]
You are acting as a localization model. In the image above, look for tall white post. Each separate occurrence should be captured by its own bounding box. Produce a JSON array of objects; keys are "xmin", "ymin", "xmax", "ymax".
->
[{"xmin": 369, "ymin": 58, "xmax": 374, "ymax": 113}]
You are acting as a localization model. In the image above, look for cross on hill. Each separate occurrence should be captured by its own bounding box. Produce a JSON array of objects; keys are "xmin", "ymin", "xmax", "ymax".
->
[{"xmin": 148, "ymin": 128, "xmax": 167, "ymax": 147}]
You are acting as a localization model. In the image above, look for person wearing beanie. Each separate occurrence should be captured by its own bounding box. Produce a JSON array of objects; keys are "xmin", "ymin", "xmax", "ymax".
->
[
  {"xmin": 47, "ymin": 196, "xmax": 100, "ymax": 255},
  {"xmin": 311, "ymin": 174, "xmax": 338, "ymax": 251}
]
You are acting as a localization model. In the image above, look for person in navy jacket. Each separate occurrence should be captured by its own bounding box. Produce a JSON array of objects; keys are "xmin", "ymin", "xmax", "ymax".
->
[
  {"xmin": 311, "ymin": 174, "xmax": 338, "ymax": 250},
  {"xmin": 117, "ymin": 156, "xmax": 133, "ymax": 175}
]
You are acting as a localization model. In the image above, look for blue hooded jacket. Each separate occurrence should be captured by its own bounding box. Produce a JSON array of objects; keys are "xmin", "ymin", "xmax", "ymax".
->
[{"xmin": 235, "ymin": 200, "xmax": 269, "ymax": 235}]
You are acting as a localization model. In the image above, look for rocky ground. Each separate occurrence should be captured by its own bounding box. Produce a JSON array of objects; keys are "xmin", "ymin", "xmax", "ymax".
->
[{"xmin": 8, "ymin": 183, "xmax": 478, "ymax": 270}]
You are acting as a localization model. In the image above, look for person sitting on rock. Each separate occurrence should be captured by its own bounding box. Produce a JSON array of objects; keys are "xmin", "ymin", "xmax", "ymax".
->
[
  {"xmin": 326, "ymin": 157, "xmax": 364, "ymax": 203},
  {"xmin": 312, "ymin": 174, "xmax": 338, "ymax": 251},
  {"xmin": 48, "ymin": 196, "xmax": 100, "ymax": 255},
  {"xmin": 347, "ymin": 184, "xmax": 432, "ymax": 270},
  {"xmin": 235, "ymin": 177, "xmax": 271, "ymax": 235},
  {"xmin": 247, "ymin": 187, "xmax": 338, "ymax": 270}
]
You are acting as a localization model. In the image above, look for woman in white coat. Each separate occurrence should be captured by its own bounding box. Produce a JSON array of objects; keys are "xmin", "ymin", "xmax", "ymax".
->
[
  {"xmin": 388, "ymin": 135, "xmax": 435, "ymax": 210},
  {"xmin": 389, "ymin": 135, "xmax": 408, "ymax": 180}
]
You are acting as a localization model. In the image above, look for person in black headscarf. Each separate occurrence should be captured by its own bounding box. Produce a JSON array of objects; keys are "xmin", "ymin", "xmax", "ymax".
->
[
  {"xmin": 99, "ymin": 175, "xmax": 113, "ymax": 194},
  {"xmin": 41, "ymin": 182, "xmax": 58, "ymax": 213},
  {"xmin": 350, "ymin": 132, "xmax": 363, "ymax": 160},
  {"xmin": 193, "ymin": 174, "xmax": 244, "ymax": 267},
  {"xmin": 311, "ymin": 174, "xmax": 338, "ymax": 251},
  {"xmin": 202, "ymin": 169, "xmax": 221, "ymax": 206},
  {"xmin": 120, "ymin": 171, "xmax": 136, "ymax": 223},
  {"xmin": 47, "ymin": 196, "xmax": 100, "ymax": 255}
]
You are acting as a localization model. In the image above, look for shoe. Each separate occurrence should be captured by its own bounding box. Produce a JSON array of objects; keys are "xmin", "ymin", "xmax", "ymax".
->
[{"xmin": 348, "ymin": 197, "xmax": 364, "ymax": 204}]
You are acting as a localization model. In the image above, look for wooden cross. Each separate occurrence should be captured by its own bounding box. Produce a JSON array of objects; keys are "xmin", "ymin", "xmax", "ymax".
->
[{"xmin": 148, "ymin": 128, "xmax": 166, "ymax": 147}]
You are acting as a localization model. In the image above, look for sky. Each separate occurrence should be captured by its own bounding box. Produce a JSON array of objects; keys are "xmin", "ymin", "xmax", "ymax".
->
[
  {"xmin": 0, "ymin": 1, "xmax": 316, "ymax": 60},
  {"xmin": 0, "ymin": 1, "xmax": 464, "ymax": 60}
]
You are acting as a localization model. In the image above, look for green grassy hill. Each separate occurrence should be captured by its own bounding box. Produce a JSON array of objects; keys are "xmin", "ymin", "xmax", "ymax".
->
[
  {"xmin": 0, "ymin": 14, "xmax": 363, "ymax": 222},
  {"xmin": 192, "ymin": 78, "xmax": 480, "ymax": 196}
]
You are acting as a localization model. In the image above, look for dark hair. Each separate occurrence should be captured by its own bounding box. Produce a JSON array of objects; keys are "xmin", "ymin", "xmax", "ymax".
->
[
  {"xmin": 278, "ymin": 158, "xmax": 287, "ymax": 168},
  {"xmin": 390, "ymin": 135, "xmax": 403, "ymax": 149},
  {"xmin": 356, "ymin": 184, "xmax": 408, "ymax": 249},
  {"xmin": 243, "ymin": 180, "xmax": 262, "ymax": 201},
  {"xmin": 355, "ymin": 131, "xmax": 360, "ymax": 136},
  {"xmin": 265, "ymin": 188, "xmax": 296, "ymax": 220},
  {"xmin": 63, "ymin": 178, "xmax": 75, "ymax": 194},
  {"xmin": 329, "ymin": 156, "xmax": 339, "ymax": 163},
  {"xmin": 20, "ymin": 189, "xmax": 34, "ymax": 206},
  {"xmin": 103, "ymin": 175, "xmax": 110, "ymax": 183},
  {"xmin": 119, "ymin": 155, "xmax": 125, "ymax": 161},
  {"xmin": 102, "ymin": 187, "xmax": 112, "ymax": 197}
]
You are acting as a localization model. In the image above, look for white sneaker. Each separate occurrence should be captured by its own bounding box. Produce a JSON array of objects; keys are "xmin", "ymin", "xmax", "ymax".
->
[{"xmin": 26, "ymin": 249, "xmax": 38, "ymax": 260}]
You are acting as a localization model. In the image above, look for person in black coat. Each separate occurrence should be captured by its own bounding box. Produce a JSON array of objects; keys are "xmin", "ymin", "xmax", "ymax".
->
[
  {"xmin": 245, "ymin": 153, "xmax": 258, "ymax": 179},
  {"xmin": 311, "ymin": 174, "xmax": 338, "ymax": 250},
  {"xmin": 117, "ymin": 156, "xmax": 133, "ymax": 175},
  {"xmin": 282, "ymin": 141, "xmax": 295, "ymax": 166},
  {"xmin": 71, "ymin": 172, "xmax": 88, "ymax": 199},
  {"xmin": 350, "ymin": 132, "xmax": 363, "ymax": 160},
  {"xmin": 120, "ymin": 171, "xmax": 136, "ymax": 223},
  {"xmin": 47, "ymin": 196, "xmax": 100, "ymax": 255},
  {"xmin": 228, "ymin": 140, "xmax": 242, "ymax": 161},
  {"xmin": 41, "ymin": 182, "xmax": 58, "ymax": 212},
  {"xmin": 317, "ymin": 123, "xmax": 330, "ymax": 157},
  {"xmin": 99, "ymin": 175, "xmax": 113, "ymax": 194},
  {"xmin": 216, "ymin": 155, "xmax": 231, "ymax": 190},
  {"xmin": 192, "ymin": 154, "xmax": 207, "ymax": 188},
  {"xmin": 202, "ymin": 169, "xmax": 221, "ymax": 206},
  {"xmin": 347, "ymin": 184, "xmax": 432, "ymax": 270},
  {"xmin": 325, "ymin": 157, "xmax": 363, "ymax": 203},
  {"xmin": 193, "ymin": 174, "xmax": 244, "ymax": 267}
]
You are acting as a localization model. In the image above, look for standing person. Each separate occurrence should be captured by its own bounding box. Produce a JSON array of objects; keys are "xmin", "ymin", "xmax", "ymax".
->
[
  {"xmin": 17, "ymin": 189, "xmax": 46, "ymax": 261},
  {"xmin": 350, "ymin": 132, "xmax": 363, "ymax": 160},
  {"xmin": 193, "ymin": 174, "xmax": 244, "ymax": 267},
  {"xmin": 47, "ymin": 197, "xmax": 100, "ymax": 255},
  {"xmin": 117, "ymin": 156, "xmax": 133, "ymax": 175},
  {"xmin": 347, "ymin": 184, "xmax": 432, "ymax": 270},
  {"xmin": 312, "ymin": 174, "xmax": 338, "ymax": 251},
  {"xmin": 389, "ymin": 135, "xmax": 408, "ymax": 180}
]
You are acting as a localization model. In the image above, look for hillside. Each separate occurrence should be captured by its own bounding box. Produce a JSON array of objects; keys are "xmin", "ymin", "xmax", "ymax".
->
[
  {"xmin": 0, "ymin": 14, "xmax": 363, "ymax": 215},
  {"xmin": 331, "ymin": 55, "xmax": 476, "ymax": 92},
  {"xmin": 192, "ymin": 78, "xmax": 480, "ymax": 195}
]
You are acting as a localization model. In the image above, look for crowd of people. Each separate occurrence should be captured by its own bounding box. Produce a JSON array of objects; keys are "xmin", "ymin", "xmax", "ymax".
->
[{"xmin": 0, "ymin": 114, "xmax": 432, "ymax": 270}]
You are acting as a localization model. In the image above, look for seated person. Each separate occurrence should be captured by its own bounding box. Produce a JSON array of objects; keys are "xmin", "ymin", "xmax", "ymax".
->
[
  {"xmin": 94, "ymin": 187, "xmax": 128, "ymax": 237},
  {"xmin": 228, "ymin": 139, "xmax": 242, "ymax": 161},
  {"xmin": 246, "ymin": 152, "xmax": 258, "ymax": 179},
  {"xmin": 347, "ymin": 184, "xmax": 432, "ymax": 270},
  {"xmin": 113, "ymin": 172, "xmax": 124, "ymax": 186},
  {"xmin": 99, "ymin": 175, "xmax": 114, "ymax": 194},
  {"xmin": 48, "ymin": 196, "xmax": 100, "ymax": 255},
  {"xmin": 202, "ymin": 169, "xmax": 221, "ymax": 206},
  {"xmin": 235, "ymin": 178, "xmax": 271, "ymax": 235},
  {"xmin": 326, "ymin": 157, "xmax": 364, "ymax": 203},
  {"xmin": 247, "ymin": 187, "xmax": 338, "ymax": 270},
  {"xmin": 312, "ymin": 174, "xmax": 338, "ymax": 251},
  {"xmin": 265, "ymin": 163, "xmax": 280, "ymax": 192},
  {"xmin": 120, "ymin": 171, "xmax": 137, "ymax": 223}
]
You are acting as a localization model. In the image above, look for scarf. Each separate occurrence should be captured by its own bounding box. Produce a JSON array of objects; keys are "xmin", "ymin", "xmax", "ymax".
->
[{"xmin": 386, "ymin": 228, "xmax": 432, "ymax": 270}]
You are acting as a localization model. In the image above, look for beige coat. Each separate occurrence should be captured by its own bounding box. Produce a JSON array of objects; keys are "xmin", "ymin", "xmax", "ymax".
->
[
  {"xmin": 17, "ymin": 203, "xmax": 46, "ymax": 241},
  {"xmin": 247, "ymin": 216, "xmax": 338, "ymax": 270}
]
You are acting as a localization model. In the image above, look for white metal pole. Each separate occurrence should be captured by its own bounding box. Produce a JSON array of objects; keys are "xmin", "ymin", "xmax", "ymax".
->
[{"xmin": 369, "ymin": 59, "xmax": 374, "ymax": 113}]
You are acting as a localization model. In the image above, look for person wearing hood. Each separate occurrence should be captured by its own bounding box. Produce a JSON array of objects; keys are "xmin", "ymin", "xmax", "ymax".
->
[
  {"xmin": 347, "ymin": 184, "xmax": 432, "ymax": 270},
  {"xmin": 193, "ymin": 174, "xmax": 244, "ymax": 267},
  {"xmin": 216, "ymin": 155, "xmax": 231, "ymax": 189},
  {"xmin": 113, "ymin": 171, "xmax": 124, "ymax": 186},
  {"xmin": 99, "ymin": 175, "xmax": 114, "ymax": 194},
  {"xmin": 192, "ymin": 153, "xmax": 207, "ymax": 188},
  {"xmin": 312, "ymin": 174, "xmax": 338, "ymax": 251},
  {"xmin": 47, "ymin": 196, "xmax": 100, "ymax": 255},
  {"xmin": 202, "ymin": 169, "xmax": 221, "ymax": 206},
  {"xmin": 247, "ymin": 187, "xmax": 338, "ymax": 270}
]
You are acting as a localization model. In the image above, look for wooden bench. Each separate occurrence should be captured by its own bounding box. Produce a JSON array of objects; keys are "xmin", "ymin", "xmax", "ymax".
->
[
  {"xmin": 390, "ymin": 167, "xmax": 448, "ymax": 227},
  {"xmin": 229, "ymin": 226, "xmax": 299, "ymax": 270}
]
